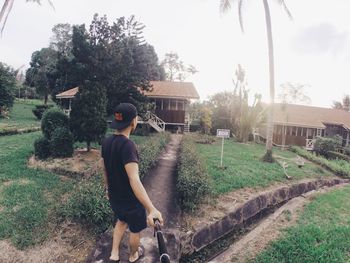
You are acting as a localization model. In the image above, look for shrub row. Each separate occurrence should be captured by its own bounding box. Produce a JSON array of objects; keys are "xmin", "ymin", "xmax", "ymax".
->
[
  {"xmin": 138, "ymin": 132, "xmax": 170, "ymax": 178},
  {"xmin": 328, "ymin": 151, "xmax": 350, "ymax": 161},
  {"xmin": 290, "ymin": 146, "xmax": 350, "ymax": 178},
  {"xmin": 59, "ymin": 176, "xmax": 113, "ymax": 233},
  {"xmin": 0, "ymin": 127, "xmax": 40, "ymax": 136},
  {"xmin": 176, "ymin": 136, "xmax": 212, "ymax": 212}
]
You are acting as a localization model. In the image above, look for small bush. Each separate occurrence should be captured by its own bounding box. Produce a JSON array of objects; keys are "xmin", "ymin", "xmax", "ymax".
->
[
  {"xmin": 344, "ymin": 145, "xmax": 350, "ymax": 156},
  {"xmin": 59, "ymin": 176, "xmax": 113, "ymax": 233},
  {"xmin": 314, "ymin": 136, "xmax": 342, "ymax": 158},
  {"xmin": 328, "ymin": 151, "xmax": 350, "ymax": 161},
  {"xmin": 177, "ymin": 136, "xmax": 212, "ymax": 212},
  {"xmin": 138, "ymin": 132, "xmax": 170, "ymax": 178},
  {"xmin": 34, "ymin": 136, "xmax": 51, "ymax": 159},
  {"xmin": 41, "ymin": 109, "xmax": 69, "ymax": 139},
  {"xmin": 50, "ymin": 127, "xmax": 74, "ymax": 158},
  {"xmin": 32, "ymin": 104, "xmax": 53, "ymax": 120}
]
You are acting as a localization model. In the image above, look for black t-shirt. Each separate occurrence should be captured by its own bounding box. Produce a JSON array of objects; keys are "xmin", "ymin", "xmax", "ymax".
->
[{"xmin": 101, "ymin": 134, "xmax": 140, "ymax": 206}]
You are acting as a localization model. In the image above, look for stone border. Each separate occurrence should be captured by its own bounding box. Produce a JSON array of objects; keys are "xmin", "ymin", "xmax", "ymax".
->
[{"xmin": 180, "ymin": 178, "xmax": 350, "ymax": 255}]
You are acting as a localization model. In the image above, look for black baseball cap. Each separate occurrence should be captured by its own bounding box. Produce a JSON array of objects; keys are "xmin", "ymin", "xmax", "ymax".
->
[{"xmin": 110, "ymin": 103, "xmax": 138, "ymax": 130}]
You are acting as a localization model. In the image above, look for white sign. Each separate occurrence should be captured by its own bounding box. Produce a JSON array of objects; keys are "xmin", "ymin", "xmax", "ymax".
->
[{"xmin": 216, "ymin": 129, "xmax": 230, "ymax": 138}]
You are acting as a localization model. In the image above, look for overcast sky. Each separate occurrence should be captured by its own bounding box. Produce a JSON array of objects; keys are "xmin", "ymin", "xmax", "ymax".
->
[{"xmin": 1, "ymin": 0, "xmax": 350, "ymax": 107}]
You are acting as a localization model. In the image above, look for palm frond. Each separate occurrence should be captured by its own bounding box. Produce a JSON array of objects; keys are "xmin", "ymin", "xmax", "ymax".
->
[
  {"xmin": 0, "ymin": 0, "xmax": 14, "ymax": 36},
  {"xmin": 238, "ymin": 0, "xmax": 244, "ymax": 32},
  {"xmin": 220, "ymin": 0, "xmax": 232, "ymax": 13},
  {"xmin": 276, "ymin": 0, "xmax": 293, "ymax": 20}
]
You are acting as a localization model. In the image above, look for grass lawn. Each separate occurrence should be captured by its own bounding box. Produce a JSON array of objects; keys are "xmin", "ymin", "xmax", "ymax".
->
[
  {"xmin": 0, "ymin": 99, "xmax": 42, "ymax": 131},
  {"xmin": 193, "ymin": 135, "xmax": 333, "ymax": 194},
  {"xmin": 0, "ymin": 132, "xmax": 75, "ymax": 249},
  {"xmin": 253, "ymin": 185, "xmax": 350, "ymax": 263}
]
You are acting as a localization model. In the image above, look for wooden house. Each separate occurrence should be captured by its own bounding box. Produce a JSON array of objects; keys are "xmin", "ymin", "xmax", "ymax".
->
[
  {"xmin": 55, "ymin": 81, "xmax": 200, "ymax": 132},
  {"xmin": 257, "ymin": 103, "xmax": 350, "ymax": 149}
]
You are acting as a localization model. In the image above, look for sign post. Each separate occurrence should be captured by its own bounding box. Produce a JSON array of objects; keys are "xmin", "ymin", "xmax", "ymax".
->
[{"xmin": 216, "ymin": 129, "xmax": 230, "ymax": 167}]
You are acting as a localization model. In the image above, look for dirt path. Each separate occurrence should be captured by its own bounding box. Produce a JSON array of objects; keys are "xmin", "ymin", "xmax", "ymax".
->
[
  {"xmin": 87, "ymin": 134, "xmax": 182, "ymax": 263},
  {"xmin": 208, "ymin": 183, "xmax": 350, "ymax": 263}
]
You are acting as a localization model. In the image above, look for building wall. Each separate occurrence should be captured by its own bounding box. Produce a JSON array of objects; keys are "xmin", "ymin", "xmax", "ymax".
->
[{"xmin": 150, "ymin": 98, "xmax": 188, "ymax": 124}]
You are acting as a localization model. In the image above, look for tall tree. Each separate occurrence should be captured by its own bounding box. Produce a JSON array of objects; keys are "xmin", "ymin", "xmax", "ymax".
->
[
  {"xmin": 161, "ymin": 52, "xmax": 198, "ymax": 81},
  {"xmin": 0, "ymin": 62, "xmax": 16, "ymax": 117},
  {"xmin": 332, "ymin": 95, "xmax": 350, "ymax": 112},
  {"xmin": 70, "ymin": 80, "xmax": 107, "ymax": 152},
  {"xmin": 25, "ymin": 47, "xmax": 58, "ymax": 104},
  {"xmin": 220, "ymin": 0, "xmax": 292, "ymax": 162},
  {"xmin": 278, "ymin": 82, "xmax": 311, "ymax": 104},
  {"xmin": 50, "ymin": 23, "xmax": 72, "ymax": 55}
]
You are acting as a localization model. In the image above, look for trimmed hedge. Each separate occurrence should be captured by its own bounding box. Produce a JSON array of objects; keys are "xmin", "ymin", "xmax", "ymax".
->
[
  {"xmin": 50, "ymin": 127, "xmax": 74, "ymax": 158},
  {"xmin": 177, "ymin": 136, "xmax": 212, "ymax": 212},
  {"xmin": 41, "ymin": 109, "xmax": 69, "ymax": 140},
  {"xmin": 138, "ymin": 132, "xmax": 170, "ymax": 178},
  {"xmin": 32, "ymin": 105, "xmax": 53, "ymax": 120},
  {"xmin": 34, "ymin": 136, "xmax": 51, "ymax": 160},
  {"xmin": 290, "ymin": 146, "xmax": 350, "ymax": 178},
  {"xmin": 0, "ymin": 127, "xmax": 40, "ymax": 136}
]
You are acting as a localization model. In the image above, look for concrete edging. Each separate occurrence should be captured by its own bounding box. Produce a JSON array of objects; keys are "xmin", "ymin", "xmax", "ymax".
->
[{"xmin": 180, "ymin": 178, "xmax": 350, "ymax": 255}]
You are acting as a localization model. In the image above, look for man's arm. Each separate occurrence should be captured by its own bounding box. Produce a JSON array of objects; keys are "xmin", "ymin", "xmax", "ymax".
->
[{"xmin": 125, "ymin": 162, "xmax": 164, "ymax": 226}]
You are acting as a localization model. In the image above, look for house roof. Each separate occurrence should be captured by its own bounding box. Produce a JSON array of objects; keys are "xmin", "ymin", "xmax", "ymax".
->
[
  {"xmin": 56, "ymin": 87, "xmax": 79, "ymax": 99},
  {"xmin": 143, "ymin": 81, "xmax": 200, "ymax": 99},
  {"xmin": 273, "ymin": 103, "xmax": 350, "ymax": 130},
  {"xmin": 55, "ymin": 81, "xmax": 200, "ymax": 100}
]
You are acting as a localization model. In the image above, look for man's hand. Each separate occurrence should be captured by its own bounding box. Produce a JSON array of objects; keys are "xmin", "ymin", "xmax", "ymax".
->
[{"xmin": 147, "ymin": 208, "xmax": 164, "ymax": 226}]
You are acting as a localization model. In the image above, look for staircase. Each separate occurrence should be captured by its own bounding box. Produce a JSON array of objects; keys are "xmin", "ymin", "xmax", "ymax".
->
[
  {"xmin": 184, "ymin": 123, "xmax": 190, "ymax": 133},
  {"xmin": 147, "ymin": 112, "xmax": 165, "ymax": 132}
]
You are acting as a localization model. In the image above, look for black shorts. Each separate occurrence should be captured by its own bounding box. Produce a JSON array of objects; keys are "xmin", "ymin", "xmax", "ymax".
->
[{"xmin": 109, "ymin": 200, "xmax": 147, "ymax": 233}]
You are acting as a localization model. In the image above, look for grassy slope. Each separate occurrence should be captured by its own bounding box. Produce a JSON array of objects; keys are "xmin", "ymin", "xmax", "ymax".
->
[
  {"xmin": 0, "ymin": 100, "xmax": 41, "ymax": 130},
  {"xmin": 253, "ymin": 185, "xmax": 350, "ymax": 263},
  {"xmin": 195, "ymin": 136, "xmax": 333, "ymax": 194}
]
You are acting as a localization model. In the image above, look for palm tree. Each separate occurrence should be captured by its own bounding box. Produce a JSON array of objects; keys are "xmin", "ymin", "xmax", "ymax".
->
[
  {"xmin": 220, "ymin": 0, "xmax": 292, "ymax": 162},
  {"xmin": 0, "ymin": 0, "xmax": 54, "ymax": 35}
]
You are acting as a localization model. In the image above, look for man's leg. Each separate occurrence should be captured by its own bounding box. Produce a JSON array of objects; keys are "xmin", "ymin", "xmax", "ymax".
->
[
  {"xmin": 129, "ymin": 232, "xmax": 141, "ymax": 262},
  {"xmin": 110, "ymin": 220, "xmax": 128, "ymax": 261}
]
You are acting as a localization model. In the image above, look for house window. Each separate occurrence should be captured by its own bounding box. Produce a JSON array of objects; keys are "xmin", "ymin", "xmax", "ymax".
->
[
  {"xmin": 170, "ymin": 100, "xmax": 177, "ymax": 110},
  {"xmin": 302, "ymin": 128, "xmax": 306, "ymax": 137},
  {"xmin": 178, "ymin": 100, "xmax": 184, "ymax": 111},
  {"xmin": 155, "ymin": 99, "xmax": 162, "ymax": 110},
  {"xmin": 292, "ymin": 127, "xmax": 297, "ymax": 136},
  {"xmin": 163, "ymin": 99, "xmax": 170, "ymax": 110}
]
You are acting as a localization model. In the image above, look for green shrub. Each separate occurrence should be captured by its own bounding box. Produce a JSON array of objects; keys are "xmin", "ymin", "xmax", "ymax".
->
[
  {"xmin": 290, "ymin": 146, "xmax": 350, "ymax": 178},
  {"xmin": 59, "ymin": 176, "xmax": 113, "ymax": 233},
  {"xmin": 328, "ymin": 151, "xmax": 350, "ymax": 161},
  {"xmin": 314, "ymin": 136, "xmax": 341, "ymax": 158},
  {"xmin": 41, "ymin": 109, "xmax": 69, "ymax": 139},
  {"xmin": 138, "ymin": 132, "xmax": 170, "ymax": 178},
  {"xmin": 34, "ymin": 136, "xmax": 51, "ymax": 159},
  {"xmin": 50, "ymin": 127, "xmax": 74, "ymax": 158},
  {"xmin": 32, "ymin": 104, "xmax": 53, "ymax": 120},
  {"xmin": 344, "ymin": 145, "xmax": 350, "ymax": 156},
  {"xmin": 177, "ymin": 136, "xmax": 212, "ymax": 212}
]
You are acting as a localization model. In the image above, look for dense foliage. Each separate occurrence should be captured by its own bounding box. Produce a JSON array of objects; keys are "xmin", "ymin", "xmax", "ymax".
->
[
  {"xmin": 41, "ymin": 108, "xmax": 69, "ymax": 139},
  {"xmin": 314, "ymin": 135, "xmax": 342, "ymax": 158},
  {"xmin": 34, "ymin": 136, "xmax": 51, "ymax": 159},
  {"xmin": 0, "ymin": 62, "xmax": 16, "ymax": 117},
  {"xmin": 69, "ymin": 81, "xmax": 107, "ymax": 151},
  {"xmin": 50, "ymin": 127, "xmax": 74, "ymax": 158},
  {"xmin": 176, "ymin": 136, "xmax": 212, "ymax": 211},
  {"xmin": 32, "ymin": 104, "xmax": 53, "ymax": 120}
]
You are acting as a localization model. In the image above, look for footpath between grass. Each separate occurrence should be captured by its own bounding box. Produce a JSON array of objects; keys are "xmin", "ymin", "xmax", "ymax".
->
[{"xmin": 253, "ymin": 185, "xmax": 350, "ymax": 263}]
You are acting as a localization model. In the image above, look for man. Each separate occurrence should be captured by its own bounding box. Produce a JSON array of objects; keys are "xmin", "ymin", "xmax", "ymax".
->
[{"xmin": 101, "ymin": 103, "xmax": 163, "ymax": 263}]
